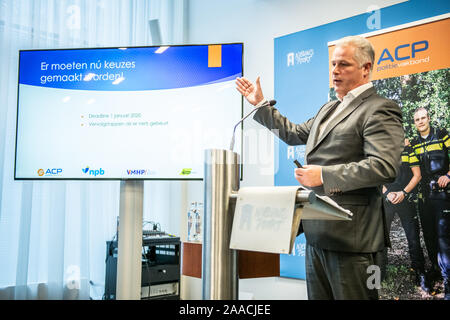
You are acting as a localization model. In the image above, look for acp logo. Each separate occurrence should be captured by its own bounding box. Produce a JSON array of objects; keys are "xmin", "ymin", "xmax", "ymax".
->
[
  {"xmin": 377, "ymin": 40, "xmax": 428, "ymax": 64},
  {"xmin": 82, "ymin": 166, "xmax": 105, "ymax": 176},
  {"xmin": 179, "ymin": 168, "xmax": 192, "ymax": 176},
  {"xmin": 37, "ymin": 168, "xmax": 63, "ymax": 176}
]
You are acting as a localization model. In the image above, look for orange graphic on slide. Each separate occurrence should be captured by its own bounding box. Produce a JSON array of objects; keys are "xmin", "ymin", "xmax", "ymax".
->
[{"xmin": 37, "ymin": 169, "xmax": 44, "ymax": 176}]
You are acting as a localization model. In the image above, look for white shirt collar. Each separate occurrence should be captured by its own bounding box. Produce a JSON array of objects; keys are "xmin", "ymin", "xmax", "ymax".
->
[{"xmin": 338, "ymin": 82, "xmax": 373, "ymax": 102}]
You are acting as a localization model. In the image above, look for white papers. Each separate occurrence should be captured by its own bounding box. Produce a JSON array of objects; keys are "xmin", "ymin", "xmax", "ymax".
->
[
  {"xmin": 229, "ymin": 186, "xmax": 353, "ymax": 255},
  {"xmin": 229, "ymin": 186, "xmax": 301, "ymax": 254}
]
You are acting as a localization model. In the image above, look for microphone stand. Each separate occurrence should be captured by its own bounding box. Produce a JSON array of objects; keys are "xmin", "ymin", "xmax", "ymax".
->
[{"xmin": 229, "ymin": 99, "xmax": 276, "ymax": 151}]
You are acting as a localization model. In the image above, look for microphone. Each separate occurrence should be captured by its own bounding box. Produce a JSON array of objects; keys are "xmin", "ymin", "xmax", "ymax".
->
[{"xmin": 229, "ymin": 99, "xmax": 276, "ymax": 151}]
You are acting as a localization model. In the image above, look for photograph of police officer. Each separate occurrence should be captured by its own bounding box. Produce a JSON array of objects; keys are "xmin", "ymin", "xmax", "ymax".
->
[
  {"xmin": 410, "ymin": 107, "xmax": 450, "ymax": 300},
  {"xmin": 380, "ymin": 138, "xmax": 429, "ymax": 293}
]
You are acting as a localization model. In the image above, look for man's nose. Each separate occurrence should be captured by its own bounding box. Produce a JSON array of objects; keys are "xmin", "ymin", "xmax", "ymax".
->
[{"xmin": 332, "ymin": 65, "xmax": 339, "ymax": 74}]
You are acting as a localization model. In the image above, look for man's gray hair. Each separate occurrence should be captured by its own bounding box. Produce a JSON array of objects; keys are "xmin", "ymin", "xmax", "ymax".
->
[{"xmin": 335, "ymin": 36, "xmax": 375, "ymax": 75}]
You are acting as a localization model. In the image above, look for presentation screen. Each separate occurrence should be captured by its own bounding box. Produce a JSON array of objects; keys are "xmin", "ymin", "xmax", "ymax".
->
[{"xmin": 15, "ymin": 43, "xmax": 243, "ymax": 180}]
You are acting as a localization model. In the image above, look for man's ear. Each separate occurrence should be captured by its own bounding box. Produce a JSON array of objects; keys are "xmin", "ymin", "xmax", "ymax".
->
[{"xmin": 363, "ymin": 62, "xmax": 372, "ymax": 78}]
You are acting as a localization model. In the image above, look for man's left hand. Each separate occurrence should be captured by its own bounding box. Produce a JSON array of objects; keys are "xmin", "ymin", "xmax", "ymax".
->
[
  {"xmin": 437, "ymin": 174, "xmax": 450, "ymax": 188},
  {"xmin": 294, "ymin": 165, "xmax": 323, "ymax": 187}
]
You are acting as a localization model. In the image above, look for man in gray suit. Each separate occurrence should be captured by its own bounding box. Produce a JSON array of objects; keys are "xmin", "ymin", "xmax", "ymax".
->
[{"xmin": 236, "ymin": 36, "xmax": 404, "ymax": 299}]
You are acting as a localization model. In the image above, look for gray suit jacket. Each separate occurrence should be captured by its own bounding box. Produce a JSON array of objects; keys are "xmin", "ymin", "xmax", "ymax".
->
[{"xmin": 253, "ymin": 86, "xmax": 404, "ymax": 253}]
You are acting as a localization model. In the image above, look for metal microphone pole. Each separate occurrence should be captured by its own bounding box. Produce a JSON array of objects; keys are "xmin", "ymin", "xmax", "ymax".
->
[{"xmin": 229, "ymin": 99, "xmax": 276, "ymax": 151}]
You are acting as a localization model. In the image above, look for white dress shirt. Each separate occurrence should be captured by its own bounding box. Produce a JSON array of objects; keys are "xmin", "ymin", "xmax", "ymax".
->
[
  {"xmin": 317, "ymin": 81, "xmax": 373, "ymax": 182},
  {"xmin": 318, "ymin": 82, "xmax": 373, "ymax": 139},
  {"xmin": 256, "ymin": 82, "xmax": 374, "ymax": 184}
]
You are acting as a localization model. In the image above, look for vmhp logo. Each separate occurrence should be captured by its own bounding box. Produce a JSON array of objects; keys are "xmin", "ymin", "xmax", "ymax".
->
[
  {"xmin": 127, "ymin": 169, "xmax": 149, "ymax": 176},
  {"xmin": 82, "ymin": 166, "xmax": 105, "ymax": 177}
]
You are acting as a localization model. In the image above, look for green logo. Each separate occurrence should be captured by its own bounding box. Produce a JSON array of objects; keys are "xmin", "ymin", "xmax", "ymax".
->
[{"xmin": 180, "ymin": 168, "xmax": 192, "ymax": 175}]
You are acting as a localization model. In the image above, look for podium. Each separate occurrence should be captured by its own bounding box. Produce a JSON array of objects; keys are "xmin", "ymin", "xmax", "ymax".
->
[{"xmin": 202, "ymin": 149, "xmax": 352, "ymax": 300}]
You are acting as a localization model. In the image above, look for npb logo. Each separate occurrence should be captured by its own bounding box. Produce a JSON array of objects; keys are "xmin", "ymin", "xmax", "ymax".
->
[{"xmin": 82, "ymin": 166, "xmax": 105, "ymax": 176}]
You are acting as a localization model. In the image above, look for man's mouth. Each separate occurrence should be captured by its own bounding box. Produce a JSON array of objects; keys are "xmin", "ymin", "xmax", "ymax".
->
[{"xmin": 418, "ymin": 125, "xmax": 426, "ymax": 130}]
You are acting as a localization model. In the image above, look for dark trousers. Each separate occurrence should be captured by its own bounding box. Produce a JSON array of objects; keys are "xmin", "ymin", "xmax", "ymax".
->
[
  {"xmin": 418, "ymin": 196, "xmax": 450, "ymax": 281},
  {"xmin": 305, "ymin": 244, "xmax": 380, "ymax": 300},
  {"xmin": 380, "ymin": 198, "xmax": 425, "ymax": 279}
]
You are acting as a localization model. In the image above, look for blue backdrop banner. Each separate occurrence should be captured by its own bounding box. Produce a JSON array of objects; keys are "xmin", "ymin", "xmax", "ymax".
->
[{"xmin": 275, "ymin": 0, "xmax": 450, "ymax": 280}]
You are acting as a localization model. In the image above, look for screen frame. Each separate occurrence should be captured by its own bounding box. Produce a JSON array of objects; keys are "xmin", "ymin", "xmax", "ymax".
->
[{"xmin": 14, "ymin": 42, "xmax": 244, "ymax": 181}]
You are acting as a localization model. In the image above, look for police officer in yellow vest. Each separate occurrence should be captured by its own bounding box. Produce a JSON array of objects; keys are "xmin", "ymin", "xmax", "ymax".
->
[
  {"xmin": 410, "ymin": 107, "xmax": 450, "ymax": 299},
  {"xmin": 381, "ymin": 139, "xmax": 428, "ymax": 292}
]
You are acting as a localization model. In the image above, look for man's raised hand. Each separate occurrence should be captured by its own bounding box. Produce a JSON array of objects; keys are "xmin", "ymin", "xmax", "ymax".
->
[{"xmin": 235, "ymin": 76, "xmax": 264, "ymax": 106}]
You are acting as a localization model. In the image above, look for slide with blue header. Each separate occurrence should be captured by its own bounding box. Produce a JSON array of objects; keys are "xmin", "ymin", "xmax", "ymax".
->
[{"xmin": 15, "ymin": 44, "xmax": 243, "ymax": 179}]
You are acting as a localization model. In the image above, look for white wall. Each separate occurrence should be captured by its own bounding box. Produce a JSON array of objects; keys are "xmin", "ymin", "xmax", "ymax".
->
[{"xmin": 182, "ymin": 0, "xmax": 406, "ymax": 300}]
